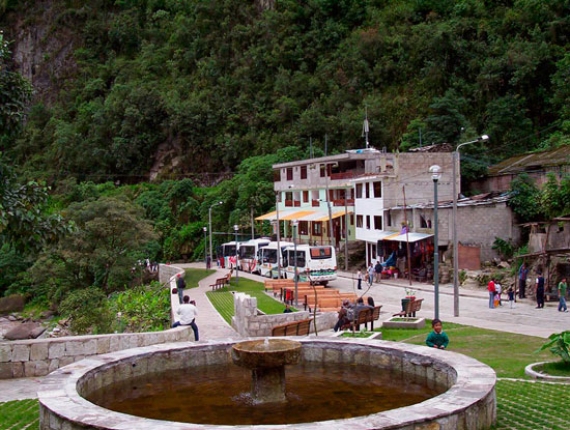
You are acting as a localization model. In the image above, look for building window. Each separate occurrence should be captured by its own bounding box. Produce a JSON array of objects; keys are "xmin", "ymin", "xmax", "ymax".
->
[
  {"xmin": 374, "ymin": 216, "xmax": 383, "ymax": 230},
  {"xmin": 366, "ymin": 215, "xmax": 371, "ymax": 229},
  {"xmin": 312, "ymin": 222, "xmax": 322, "ymax": 236},
  {"xmin": 286, "ymin": 168, "xmax": 293, "ymax": 180},
  {"xmin": 356, "ymin": 215, "xmax": 363, "ymax": 228},
  {"xmin": 356, "ymin": 183, "xmax": 363, "ymax": 198},
  {"xmin": 274, "ymin": 170, "xmax": 281, "ymax": 182},
  {"xmin": 420, "ymin": 214, "xmax": 428, "ymax": 228},
  {"xmin": 365, "ymin": 182, "xmax": 370, "ymax": 199},
  {"xmin": 303, "ymin": 190, "xmax": 309, "ymax": 203},
  {"xmin": 386, "ymin": 210, "xmax": 392, "ymax": 227},
  {"xmin": 299, "ymin": 221, "xmax": 308, "ymax": 235},
  {"xmin": 320, "ymin": 164, "xmax": 326, "ymax": 178},
  {"xmin": 373, "ymin": 181, "xmax": 382, "ymax": 198},
  {"xmin": 300, "ymin": 165, "xmax": 307, "ymax": 179}
]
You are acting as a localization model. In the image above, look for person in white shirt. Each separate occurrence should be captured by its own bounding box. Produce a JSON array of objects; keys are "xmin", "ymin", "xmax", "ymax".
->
[{"xmin": 172, "ymin": 296, "xmax": 199, "ymax": 341}]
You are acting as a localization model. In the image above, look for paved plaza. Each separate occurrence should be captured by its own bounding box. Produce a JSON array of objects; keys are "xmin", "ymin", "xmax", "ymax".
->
[{"xmin": 1, "ymin": 263, "xmax": 569, "ymax": 403}]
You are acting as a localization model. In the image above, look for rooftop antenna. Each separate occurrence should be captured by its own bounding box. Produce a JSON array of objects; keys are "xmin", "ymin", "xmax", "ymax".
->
[
  {"xmin": 362, "ymin": 107, "xmax": 370, "ymax": 148},
  {"xmin": 325, "ymin": 134, "xmax": 328, "ymax": 156},
  {"xmin": 310, "ymin": 136, "xmax": 313, "ymax": 158}
]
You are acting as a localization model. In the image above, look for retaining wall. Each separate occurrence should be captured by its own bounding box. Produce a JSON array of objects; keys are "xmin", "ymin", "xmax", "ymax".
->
[{"xmin": 231, "ymin": 292, "xmax": 337, "ymax": 337}]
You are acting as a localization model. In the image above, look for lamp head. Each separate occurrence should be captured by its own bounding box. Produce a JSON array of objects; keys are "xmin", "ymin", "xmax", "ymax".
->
[
  {"xmin": 233, "ymin": 224, "xmax": 239, "ymax": 231},
  {"xmin": 480, "ymin": 134, "xmax": 489, "ymax": 141},
  {"xmin": 429, "ymin": 165, "xmax": 442, "ymax": 181},
  {"xmin": 203, "ymin": 227, "xmax": 207, "ymax": 232}
]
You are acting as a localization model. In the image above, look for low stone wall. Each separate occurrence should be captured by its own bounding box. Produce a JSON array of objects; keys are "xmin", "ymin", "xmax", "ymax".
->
[
  {"xmin": 0, "ymin": 328, "xmax": 194, "ymax": 380},
  {"xmin": 39, "ymin": 339, "xmax": 497, "ymax": 429},
  {"xmin": 231, "ymin": 292, "xmax": 337, "ymax": 337}
]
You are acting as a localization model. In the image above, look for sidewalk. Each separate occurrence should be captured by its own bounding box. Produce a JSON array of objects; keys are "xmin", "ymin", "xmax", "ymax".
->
[{"xmin": 1, "ymin": 263, "xmax": 568, "ymax": 402}]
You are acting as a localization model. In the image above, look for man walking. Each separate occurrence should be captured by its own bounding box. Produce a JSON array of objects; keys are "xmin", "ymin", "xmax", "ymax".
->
[
  {"xmin": 176, "ymin": 273, "xmax": 186, "ymax": 304},
  {"xmin": 558, "ymin": 278, "xmax": 568, "ymax": 312},
  {"xmin": 172, "ymin": 296, "xmax": 199, "ymax": 341},
  {"xmin": 487, "ymin": 278, "xmax": 496, "ymax": 309}
]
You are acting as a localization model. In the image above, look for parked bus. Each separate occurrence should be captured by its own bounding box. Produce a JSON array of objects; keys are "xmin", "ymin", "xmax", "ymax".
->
[
  {"xmin": 238, "ymin": 238, "xmax": 271, "ymax": 273},
  {"xmin": 283, "ymin": 245, "xmax": 337, "ymax": 285},
  {"xmin": 218, "ymin": 241, "xmax": 240, "ymax": 269},
  {"xmin": 257, "ymin": 241, "xmax": 294, "ymax": 278}
]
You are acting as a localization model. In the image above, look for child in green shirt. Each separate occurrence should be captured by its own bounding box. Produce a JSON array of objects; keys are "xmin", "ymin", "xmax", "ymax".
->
[{"xmin": 426, "ymin": 318, "xmax": 449, "ymax": 350}]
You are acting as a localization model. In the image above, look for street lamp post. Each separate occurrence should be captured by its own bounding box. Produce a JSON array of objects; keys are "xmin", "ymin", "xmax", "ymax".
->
[
  {"xmin": 275, "ymin": 191, "xmax": 281, "ymax": 279},
  {"xmin": 452, "ymin": 135, "xmax": 489, "ymax": 317},
  {"xmin": 203, "ymin": 226, "xmax": 207, "ymax": 268},
  {"xmin": 209, "ymin": 201, "xmax": 223, "ymax": 268},
  {"xmin": 234, "ymin": 224, "xmax": 239, "ymax": 285},
  {"xmin": 429, "ymin": 165, "xmax": 442, "ymax": 320},
  {"xmin": 292, "ymin": 220, "xmax": 298, "ymax": 306}
]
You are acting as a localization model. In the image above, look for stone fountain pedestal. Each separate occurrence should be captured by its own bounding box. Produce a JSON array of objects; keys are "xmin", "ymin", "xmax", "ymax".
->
[{"xmin": 231, "ymin": 338, "xmax": 301, "ymax": 403}]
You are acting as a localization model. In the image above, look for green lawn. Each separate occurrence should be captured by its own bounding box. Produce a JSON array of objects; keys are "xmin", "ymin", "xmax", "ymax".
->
[{"xmin": 2, "ymin": 270, "xmax": 567, "ymax": 429}]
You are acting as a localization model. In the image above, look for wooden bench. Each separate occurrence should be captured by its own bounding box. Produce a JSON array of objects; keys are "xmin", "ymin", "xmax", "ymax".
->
[
  {"xmin": 209, "ymin": 277, "xmax": 227, "ymax": 290},
  {"xmin": 341, "ymin": 305, "xmax": 383, "ymax": 331},
  {"xmin": 392, "ymin": 298, "xmax": 424, "ymax": 317},
  {"xmin": 271, "ymin": 318, "xmax": 312, "ymax": 336}
]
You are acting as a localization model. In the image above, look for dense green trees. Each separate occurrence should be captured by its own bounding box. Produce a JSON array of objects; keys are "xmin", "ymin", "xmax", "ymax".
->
[{"xmin": 0, "ymin": 0, "xmax": 567, "ymax": 183}]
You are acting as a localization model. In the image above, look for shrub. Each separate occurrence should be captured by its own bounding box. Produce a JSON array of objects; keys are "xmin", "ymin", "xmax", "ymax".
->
[
  {"xmin": 58, "ymin": 287, "xmax": 112, "ymax": 334},
  {"xmin": 536, "ymin": 331, "xmax": 570, "ymax": 365}
]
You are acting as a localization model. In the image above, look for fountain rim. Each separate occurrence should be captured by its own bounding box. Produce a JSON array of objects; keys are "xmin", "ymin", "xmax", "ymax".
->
[{"xmin": 38, "ymin": 338, "xmax": 496, "ymax": 430}]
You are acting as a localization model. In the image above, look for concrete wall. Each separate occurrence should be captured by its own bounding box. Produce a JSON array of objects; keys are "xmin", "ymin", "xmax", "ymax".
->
[
  {"xmin": 231, "ymin": 292, "xmax": 337, "ymax": 337},
  {"xmin": 0, "ymin": 328, "xmax": 194, "ymax": 379}
]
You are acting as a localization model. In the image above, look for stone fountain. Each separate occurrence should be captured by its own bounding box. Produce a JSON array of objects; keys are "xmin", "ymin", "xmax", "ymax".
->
[
  {"xmin": 38, "ymin": 339, "xmax": 497, "ymax": 429},
  {"xmin": 231, "ymin": 338, "xmax": 301, "ymax": 403}
]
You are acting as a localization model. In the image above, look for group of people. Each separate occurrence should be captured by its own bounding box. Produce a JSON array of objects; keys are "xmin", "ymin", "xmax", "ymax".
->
[
  {"xmin": 172, "ymin": 273, "xmax": 200, "ymax": 341},
  {"xmin": 490, "ymin": 262, "xmax": 568, "ymax": 312},
  {"xmin": 333, "ymin": 296, "xmax": 375, "ymax": 332}
]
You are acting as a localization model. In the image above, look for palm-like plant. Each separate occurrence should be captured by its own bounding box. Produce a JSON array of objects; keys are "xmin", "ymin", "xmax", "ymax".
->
[{"xmin": 536, "ymin": 331, "xmax": 570, "ymax": 365}]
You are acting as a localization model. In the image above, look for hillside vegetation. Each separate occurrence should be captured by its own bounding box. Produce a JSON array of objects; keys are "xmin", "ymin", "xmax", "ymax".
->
[{"xmin": 1, "ymin": 0, "xmax": 568, "ymax": 183}]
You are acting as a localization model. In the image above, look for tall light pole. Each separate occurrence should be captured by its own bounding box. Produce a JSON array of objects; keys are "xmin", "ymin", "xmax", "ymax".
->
[
  {"xmin": 203, "ymin": 226, "xmax": 208, "ymax": 268},
  {"xmin": 292, "ymin": 219, "xmax": 298, "ymax": 306},
  {"xmin": 209, "ymin": 201, "xmax": 223, "ymax": 267},
  {"xmin": 452, "ymin": 135, "xmax": 489, "ymax": 317},
  {"xmin": 275, "ymin": 191, "xmax": 281, "ymax": 279},
  {"xmin": 429, "ymin": 165, "xmax": 442, "ymax": 320},
  {"xmin": 234, "ymin": 224, "xmax": 239, "ymax": 285}
]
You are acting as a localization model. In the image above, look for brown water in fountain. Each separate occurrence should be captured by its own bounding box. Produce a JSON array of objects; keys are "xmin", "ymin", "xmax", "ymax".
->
[{"xmin": 87, "ymin": 362, "xmax": 445, "ymax": 426}]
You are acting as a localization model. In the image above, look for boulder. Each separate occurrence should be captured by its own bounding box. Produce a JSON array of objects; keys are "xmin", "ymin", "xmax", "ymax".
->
[{"xmin": 4, "ymin": 322, "xmax": 41, "ymax": 340}]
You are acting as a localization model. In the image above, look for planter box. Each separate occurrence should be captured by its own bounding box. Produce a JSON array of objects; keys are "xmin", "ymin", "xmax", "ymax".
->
[
  {"xmin": 382, "ymin": 317, "xmax": 426, "ymax": 329},
  {"xmin": 334, "ymin": 330, "xmax": 383, "ymax": 340}
]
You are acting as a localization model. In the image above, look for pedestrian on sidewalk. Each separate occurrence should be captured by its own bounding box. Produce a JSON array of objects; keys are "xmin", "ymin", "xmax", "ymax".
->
[
  {"xmin": 507, "ymin": 287, "xmax": 515, "ymax": 309},
  {"xmin": 172, "ymin": 296, "xmax": 199, "ymax": 341},
  {"xmin": 487, "ymin": 278, "xmax": 497, "ymax": 309},
  {"xmin": 374, "ymin": 260, "xmax": 383, "ymax": 283},
  {"xmin": 557, "ymin": 278, "xmax": 567, "ymax": 312},
  {"xmin": 535, "ymin": 271, "xmax": 545, "ymax": 309},
  {"xmin": 357, "ymin": 268, "xmax": 363, "ymax": 290},
  {"xmin": 367, "ymin": 263, "xmax": 374, "ymax": 286},
  {"xmin": 518, "ymin": 262, "xmax": 528, "ymax": 298},
  {"xmin": 176, "ymin": 273, "xmax": 186, "ymax": 304}
]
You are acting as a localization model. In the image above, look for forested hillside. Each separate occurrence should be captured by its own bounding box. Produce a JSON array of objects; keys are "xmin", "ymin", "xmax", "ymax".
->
[{"xmin": 1, "ymin": 0, "xmax": 569, "ymax": 184}]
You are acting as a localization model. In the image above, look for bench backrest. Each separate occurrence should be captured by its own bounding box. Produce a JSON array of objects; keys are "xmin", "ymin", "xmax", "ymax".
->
[
  {"xmin": 318, "ymin": 297, "xmax": 342, "ymax": 310},
  {"xmin": 407, "ymin": 298, "xmax": 424, "ymax": 312},
  {"xmin": 372, "ymin": 305, "xmax": 382, "ymax": 320},
  {"xmin": 271, "ymin": 318, "xmax": 312, "ymax": 336}
]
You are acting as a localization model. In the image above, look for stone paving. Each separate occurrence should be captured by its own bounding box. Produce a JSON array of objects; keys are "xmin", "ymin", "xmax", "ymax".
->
[{"xmin": 1, "ymin": 262, "xmax": 569, "ymax": 403}]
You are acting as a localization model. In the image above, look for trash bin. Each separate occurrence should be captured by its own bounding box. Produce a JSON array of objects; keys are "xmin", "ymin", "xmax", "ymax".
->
[{"xmin": 401, "ymin": 298, "xmax": 411, "ymax": 315}]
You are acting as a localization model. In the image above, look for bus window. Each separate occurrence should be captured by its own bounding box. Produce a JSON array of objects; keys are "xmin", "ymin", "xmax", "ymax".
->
[{"xmin": 310, "ymin": 247, "xmax": 332, "ymax": 259}]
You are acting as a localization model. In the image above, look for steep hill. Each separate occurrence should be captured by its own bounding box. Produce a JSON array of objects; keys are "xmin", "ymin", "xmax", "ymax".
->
[{"xmin": 1, "ymin": 0, "xmax": 569, "ymax": 184}]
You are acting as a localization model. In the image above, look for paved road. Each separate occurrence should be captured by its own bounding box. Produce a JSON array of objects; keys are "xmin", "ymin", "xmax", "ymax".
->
[{"xmin": 1, "ymin": 263, "xmax": 568, "ymax": 402}]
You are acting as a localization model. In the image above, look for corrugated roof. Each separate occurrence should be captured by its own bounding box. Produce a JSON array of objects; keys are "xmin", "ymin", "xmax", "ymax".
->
[
  {"xmin": 389, "ymin": 192, "xmax": 510, "ymax": 210},
  {"xmin": 487, "ymin": 145, "xmax": 570, "ymax": 176}
]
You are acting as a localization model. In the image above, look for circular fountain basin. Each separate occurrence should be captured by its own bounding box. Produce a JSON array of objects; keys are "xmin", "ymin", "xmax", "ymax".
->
[{"xmin": 38, "ymin": 338, "xmax": 497, "ymax": 429}]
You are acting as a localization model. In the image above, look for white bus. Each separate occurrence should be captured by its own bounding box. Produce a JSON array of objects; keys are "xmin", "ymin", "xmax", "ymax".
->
[
  {"xmin": 238, "ymin": 238, "xmax": 271, "ymax": 273},
  {"xmin": 218, "ymin": 241, "xmax": 239, "ymax": 269},
  {"xmin": 257, "ymin": 241, "xmax": 294, "ymax": 278},
  {"xmin": 283, "ymin": 245, "xmax": 337, "ymax": 286}
]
